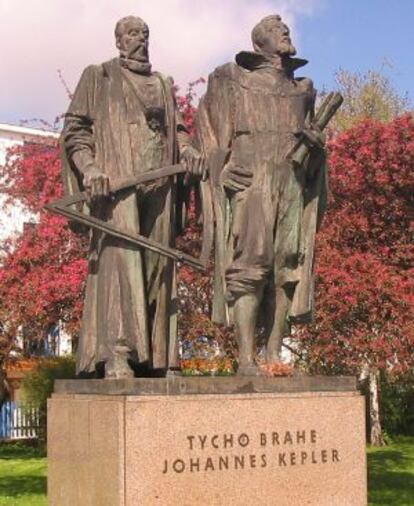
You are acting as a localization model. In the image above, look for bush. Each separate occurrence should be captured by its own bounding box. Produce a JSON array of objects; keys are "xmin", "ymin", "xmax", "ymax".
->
[
  {"xmin": 380, "ymin": 372, "xmax": 414, "ymax": 437},
  {"xmin": 21, "ymin": 356, "xmax": 76, "ymax": 443}
]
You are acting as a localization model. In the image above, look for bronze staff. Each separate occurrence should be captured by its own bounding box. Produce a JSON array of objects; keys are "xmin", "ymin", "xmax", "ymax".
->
[{"xmin": 46, "ymin": 162, "xmax": 209, "ymax": 271}]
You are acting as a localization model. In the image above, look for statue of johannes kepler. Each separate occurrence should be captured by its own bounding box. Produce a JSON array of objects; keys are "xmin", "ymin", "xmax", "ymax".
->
[{"xmin": 197, "ymin": 15, "xmax": 340, "ymax": 375}]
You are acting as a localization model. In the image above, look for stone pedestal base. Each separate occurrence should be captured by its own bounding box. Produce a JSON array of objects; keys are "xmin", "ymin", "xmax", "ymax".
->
[{"xmin": 48, "ymin": 377, "xmax": 367, "ymax": 505}]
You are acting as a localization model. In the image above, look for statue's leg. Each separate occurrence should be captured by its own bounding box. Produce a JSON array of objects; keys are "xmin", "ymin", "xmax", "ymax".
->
[
  {"xmin": 227, "ymin": 187, "xmax": 272, "ymax": 374},
  {"xmin": 139, "ymin": 182, "xmax": 174, "ymax": 372},
  {"xmin": 95, "ymin": 193, "xmax": 150, "ymax": 378},
  {"xmin": 234, "ymin": 286, "xmax": 264, "ymax": 375},
  {"xmin": 266, "ymin": 285, "xmax": 289, "ymax": 362}
]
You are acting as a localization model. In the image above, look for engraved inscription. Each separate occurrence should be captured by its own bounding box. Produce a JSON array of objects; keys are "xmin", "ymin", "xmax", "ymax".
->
[{"xmin": 161, "ymin": 430, "xmax": 340, "ymax": 475}]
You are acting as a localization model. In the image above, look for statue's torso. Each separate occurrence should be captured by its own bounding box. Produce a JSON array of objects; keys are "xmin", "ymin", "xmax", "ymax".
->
[
  {"xmin": 122, "ymin": 70, "xmax": 168, "ymax": 174},
  {"xmin": 229, "ymin": 67, "xmax": 313, "ymax": 185},
  {"xmin": 89, "ymin": 62, "xmax": 171, "ymax": 179}
]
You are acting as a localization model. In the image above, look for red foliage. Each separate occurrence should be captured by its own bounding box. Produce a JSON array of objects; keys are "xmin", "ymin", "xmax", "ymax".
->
[
  {"xmin": 259, "ymin": 362, "xmax": 294, "ymax": 377},
  {"xmin": 297, "ymin": 115, "xmax": 414, "ymax": 376},
  {"xmin": 175, "ymin": 78, "xmax": 205, "ymax": 136},
  {"xmin": 4, "ymin": 90, "xmax": 411, "ymax": 381},
  {"xmin": 0, "ymin": 82, "xmax": 205, "ymax": 364},
  {"xmin": 325, "ymin": 115, "xmax": 414, "ymax": 269},
  {"xmin": 1, "ymin": 143, "xmax": 63, "ymax": 212},
  {"xmin": 0, "ymin": 142, "xmax": 88, "ymax": 357}
]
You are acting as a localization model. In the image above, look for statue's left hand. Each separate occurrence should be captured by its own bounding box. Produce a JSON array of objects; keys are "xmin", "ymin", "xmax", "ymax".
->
[
  {"xmin": 180, "ymin": 146, "xmax": 207, "ymax": 180},
  {"xmin": 298, "ymin": 125, "xmax": 326, "ymax": 151}
]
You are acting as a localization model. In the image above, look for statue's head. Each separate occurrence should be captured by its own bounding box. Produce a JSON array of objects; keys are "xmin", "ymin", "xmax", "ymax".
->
[
  {"xmin": 251, "ymin": 15, "xmax": 296, "ymax": 57},
  {"xmin": 115, "ymin": 16, "xmax": 149, "ymax": 62}
]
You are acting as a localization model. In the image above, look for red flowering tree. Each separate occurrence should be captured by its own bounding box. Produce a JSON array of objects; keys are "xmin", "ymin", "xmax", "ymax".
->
[
  {"xmin": 2, "ymin": 87, "xmax": 412, "ymax": 410},
  {"xmin": 296, "ymin": 114, "xmax": 414, "ymax": 443},
  {"xmin": 0, "ymin": 81, "xmax": 213, "ymax": 374},
  {"xmin": 0, "ymin": 142, "xmax": 88, "ymax": 370}
]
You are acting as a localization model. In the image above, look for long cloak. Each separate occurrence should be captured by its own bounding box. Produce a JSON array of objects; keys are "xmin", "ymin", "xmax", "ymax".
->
[
  {"xmin": 197, "ymin": 53, "xmax": 327, "ymax": 331},
  {"xmin": 61, "ymin": 58, "xmax": 184, "ymax": 372}
]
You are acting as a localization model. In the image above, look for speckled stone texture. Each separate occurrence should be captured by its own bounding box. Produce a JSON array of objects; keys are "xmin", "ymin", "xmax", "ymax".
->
[
  {"xmin": 48, "ymin": 394, "xmax": 125, "ymax": 506},
  {"xmin": 48, "ymin": 386, "xmax": 367, "ymax": 505}
]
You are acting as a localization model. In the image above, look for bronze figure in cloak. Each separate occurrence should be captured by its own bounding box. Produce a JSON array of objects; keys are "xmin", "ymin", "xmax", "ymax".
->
[
  {"xmin": 197, "ymin": 15, "xmax": 329, "ymax": 375},
  {"xmin": 61, "ymin": 16, "xmax": 201, "ymax": 378}
]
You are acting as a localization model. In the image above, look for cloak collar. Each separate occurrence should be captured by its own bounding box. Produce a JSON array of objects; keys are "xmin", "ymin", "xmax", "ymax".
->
[
  {"xmin": 119, "ymin": 56, "xmax": 152, "ymax": 75},
  {"xmin": 235, "ymin": 51, "xmax": 308, "ymax": 75}
]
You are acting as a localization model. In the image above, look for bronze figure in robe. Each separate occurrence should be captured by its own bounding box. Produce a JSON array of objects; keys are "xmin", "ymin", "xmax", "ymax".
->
[
  {"xmin": 197, "ymin": 15, "xmax": 327, "ymax": 374},
  {"xmin": 61, "ymin": 16, "xmax": 201, "ymax": 377}
]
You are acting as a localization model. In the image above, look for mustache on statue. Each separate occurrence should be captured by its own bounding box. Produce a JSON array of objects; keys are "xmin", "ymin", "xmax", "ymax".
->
[
  {"xmin": 126, "ymin": 40, "xmax": 148, "ymax": 61},
  {"xmin": 120, "ymin": 40, "xmax": 151, "ymax": 74}
]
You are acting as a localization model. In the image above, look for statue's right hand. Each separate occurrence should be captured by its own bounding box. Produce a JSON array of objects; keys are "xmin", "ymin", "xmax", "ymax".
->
[
  {"xmin": 221, "ymin": 163, "xmax": 253, "ymax": 192},
  {"xmin": 83, "ymin": 167, "xmax": 110, "ymax": 199}
]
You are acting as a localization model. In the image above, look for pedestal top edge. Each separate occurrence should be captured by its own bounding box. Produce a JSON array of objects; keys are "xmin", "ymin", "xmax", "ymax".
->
[{"xmin": 54, "ymin": 375, "xmax": 357, "ymax": 396}]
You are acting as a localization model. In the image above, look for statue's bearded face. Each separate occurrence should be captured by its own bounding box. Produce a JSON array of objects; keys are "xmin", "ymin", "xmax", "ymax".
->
[
  {"xmin": 116, "ymin": 18, "xmax": 149, "ymax": 62},
  {"xmin": 259, "ymin": 20, "xmax": 296, "ymax": 57}
]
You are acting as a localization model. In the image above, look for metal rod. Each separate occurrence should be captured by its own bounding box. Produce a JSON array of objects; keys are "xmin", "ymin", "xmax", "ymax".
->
[{"xmin": 45, "ymin": 203, "xmax": 206, "ymax": 272}]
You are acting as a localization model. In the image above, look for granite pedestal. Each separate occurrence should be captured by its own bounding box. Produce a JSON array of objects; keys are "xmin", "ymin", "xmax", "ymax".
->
[{"xmin": 48, "ymin": 376, "xmax": 367, "ymax": 506}]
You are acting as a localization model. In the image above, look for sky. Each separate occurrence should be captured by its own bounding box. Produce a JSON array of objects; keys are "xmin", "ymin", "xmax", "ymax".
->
[{"xmin": 0, "ymin": 0, "xmax": 413, "ymax": 127}]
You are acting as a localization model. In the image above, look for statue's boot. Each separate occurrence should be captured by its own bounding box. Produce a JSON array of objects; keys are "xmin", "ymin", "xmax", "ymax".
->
[
  {"xmin": 105, "ymin": 339, "xmax": 134, "ymax": 379},
  {"xmin": 234, "ymin": 290, "xmax": 263, "ymax": 376}
]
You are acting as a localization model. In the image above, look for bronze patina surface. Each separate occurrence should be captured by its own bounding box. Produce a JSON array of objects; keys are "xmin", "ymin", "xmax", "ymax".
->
[
  {"xmin": 55, "ymin": 14, "xmax": 341, "ymax": 379},
  {"xmin": 60, "ymin": 16, "xmax": 202, "ymax": 378},
  {"xmin": 197, "ymin": 15, "xmax": 341, "ymax": 374}
]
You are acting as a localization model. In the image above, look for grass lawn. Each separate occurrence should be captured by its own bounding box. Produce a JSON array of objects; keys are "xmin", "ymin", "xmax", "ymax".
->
[
  {"xmin": 368, "ymin": 436, "xmax": 414, "ymax": 506},
  {"xmin": 0, "ymin": 437, "xmax": 412, "ymax": 505},
  {"xmin": 0, "ymin": 443, "xmax": 46, "ymax": 506}
]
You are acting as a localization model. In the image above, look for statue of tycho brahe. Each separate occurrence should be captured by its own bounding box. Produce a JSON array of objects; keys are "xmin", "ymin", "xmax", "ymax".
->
[
  {"xmin": 198, "ymin": 15, "xmax": 336, "ymax": 375},
  {"xmin": 61, "ymin": 16, "xmax": 202, "ymax": 378}
]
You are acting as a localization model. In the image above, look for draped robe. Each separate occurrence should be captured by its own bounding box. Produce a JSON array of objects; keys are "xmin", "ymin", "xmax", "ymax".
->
[
  {"xmin": 61, "ymin": 58, "xmax": 189, "ymax": 373},
  {"xmin": 197, "ymin": 52, "xmax": 327, "ymax": 332}
]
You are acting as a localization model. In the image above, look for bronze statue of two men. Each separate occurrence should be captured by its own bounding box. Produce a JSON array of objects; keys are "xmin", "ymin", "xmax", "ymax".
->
[{"xmin": 61, "ymin": 14, "xmax": 329, "ymax": 378}]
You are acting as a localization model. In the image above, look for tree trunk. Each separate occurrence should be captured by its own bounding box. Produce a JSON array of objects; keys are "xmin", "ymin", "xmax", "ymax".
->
[
  {"xmin": 0, "ymin": 367, "xmax": 8, "ymax": 404},
  {"xmin": 368, "ymin": 369, "xmax": 385, "ymax": 446}
]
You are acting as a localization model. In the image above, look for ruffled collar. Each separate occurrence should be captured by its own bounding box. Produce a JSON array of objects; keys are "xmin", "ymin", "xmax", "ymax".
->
[
  {"xmin": 235, "ymin": 51, "xmax": 308, "ymax": 76},
  {"xmin": 119, "ymin": 56, "xmax": 152, "ymax": 75}
]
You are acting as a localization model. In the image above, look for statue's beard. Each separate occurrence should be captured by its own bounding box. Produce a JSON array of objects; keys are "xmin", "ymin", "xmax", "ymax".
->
[
  {"xmin": 277, "ymin": 41, "xmax": 296, "ymax": 57},
  {"xmin": 256, "ymin": 40, "xmax": 297, "ymax": 60},
  {"xmin": 120, "ymin": 40, "xmax": 151, "ymax": 74},
  {"xmin": 121, "ymin": 39, "xmax": 149, "ymax": 62}
]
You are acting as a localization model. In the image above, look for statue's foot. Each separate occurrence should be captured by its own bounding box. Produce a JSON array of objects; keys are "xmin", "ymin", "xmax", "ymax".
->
[
  {"xmin": 105, "ymin": 367, "xmax": 119, "ymax": 379},
  {"xmin": 105, "ymin": 365, "xmax": 134, "ymax": 379},
  {"xmin": 237, "ymin": 362, "xmax": 260, "ymax": 376},
  {"xmin": 266, "ymin": 352, "xmax": 281, "ymax": 363},
  {"xmin": 105, "ymin": 342, "xmax": 134, "ymax": 379},
  {"xmin": 166, "ymin": 368, "xmax": 182, "ymax": 378}
]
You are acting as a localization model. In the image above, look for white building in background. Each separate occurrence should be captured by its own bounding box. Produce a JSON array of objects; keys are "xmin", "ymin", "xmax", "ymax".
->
[
  {"xmin": 0, "ymin": 123, "xmax": 60, "ymax": 241},
  {"xmin": 0, "ymin": 123, "xmax": 71, "ymax": 356},
  {"xmin": 0, "ymin": 122, "xmax": 59, "ymax": 162}
]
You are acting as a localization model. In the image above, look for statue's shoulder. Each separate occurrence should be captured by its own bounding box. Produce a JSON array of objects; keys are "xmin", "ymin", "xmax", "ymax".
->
[
  {"xmin": 76, "ymin": 61, "xmax": 107, "ymax": 85},
  {"xmin": 207, "ymin": 63, "xmax": 248, "ymax": 96},
  {"xmin": 210, "ymin": 62, "xmax": 242, "ymax": 82},
  {"xmin": 294, "ymin": 76, "xmax": 315, "ymax": 94},
  {"xmin": 100, "ymin": 58, "xmax": 123, "ymax": 78},
  {"xmin": 153, "ymin": 71, "xmax": 174, "ymax": 88}
]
